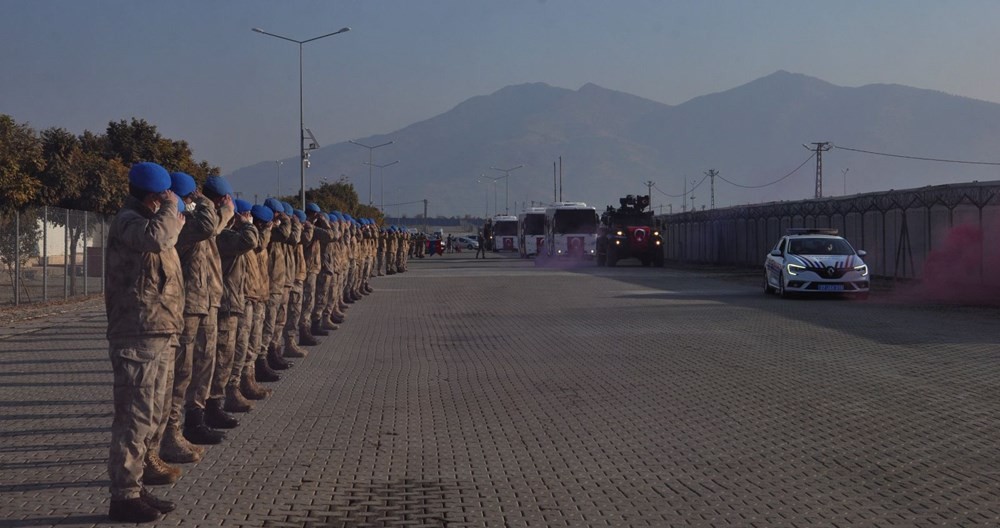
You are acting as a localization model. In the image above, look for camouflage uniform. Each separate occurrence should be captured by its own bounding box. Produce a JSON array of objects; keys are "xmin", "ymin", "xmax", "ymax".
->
[
  {"xmin": 215, "ymin": 217, "xmax": 258, "ymax": 411},
  {"xmin": 187, "ymin": 200, "xmax": 233, "ymax": 412},
  {"xmin": 105, "ymin": 195, "xmax": 184, "ymax": 501},
  {"xmin": 162, "ymin": 194, "xmax": 218, "ymax": 459},
  {"xmin": 261, "ymin": 216, "xmax": 291, "ymax": 367}
]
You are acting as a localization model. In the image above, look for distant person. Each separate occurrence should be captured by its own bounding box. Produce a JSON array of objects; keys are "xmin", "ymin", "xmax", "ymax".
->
[
  {"xmin": 475, "ymin": 227, "xmax": 487, "ymax": 259},
  {"xmin": 446, "ymin": 234, "xmax": 454, "ymax": 253}
]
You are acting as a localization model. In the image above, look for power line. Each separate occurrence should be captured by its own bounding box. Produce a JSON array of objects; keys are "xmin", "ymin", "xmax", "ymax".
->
[
  {"xmin": 715, "ymin": 153, "xmax": 815, "ymax": 189},
  {"xmin": 834, "ymin": 144, "xmax": 1000, "ymax": 166},
  {"xmin": 382, "ymin": 199, "xmax": 425, "ymax": 207},
  {"xmin": 652, "ymin": 172, "xmax": 710, "ymax": 198}
]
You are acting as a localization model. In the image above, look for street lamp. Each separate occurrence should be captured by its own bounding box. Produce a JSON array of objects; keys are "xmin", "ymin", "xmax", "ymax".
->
[
  {"xmin": 274, "ymin": 160, "xmax": 283, "ymax": 196},
  {"xmin": 252, "ymin": 25, "xmax": 350, "ymax": 209},
  {"xmin": 477, "ymin": 176, "xmax": 501, "ymax": 218},
  {"xmin": 490, "ymin": 164, "xmax": 523, "ymax": 215},
  {"xmin": 349, "ymin": 139, "xmax": 393, "ymax": 206},
  {"xmin": 364, "ymin": 160, "xmax": 399, "ymax": 211}
]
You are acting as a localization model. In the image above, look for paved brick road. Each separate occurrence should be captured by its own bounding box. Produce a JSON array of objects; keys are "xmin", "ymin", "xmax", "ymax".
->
[{"xmin": 1, "ymin": 255, "xmax": 998, "ymax": 527}]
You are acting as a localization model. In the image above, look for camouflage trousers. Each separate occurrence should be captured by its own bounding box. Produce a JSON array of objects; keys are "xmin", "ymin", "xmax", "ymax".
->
[
  {"xmin": 108, "ymin": 335, "xmax": 176, "ymax": 500},
  {"xmin": 301, "ymin": 272, "xmax": 318, "ymax": 328},
  {"xmin": 284, "ymin": 281, "xmax": 304, "ymax": 338},
  {"xmin": 211, "ymin": 312, "xmax": 239, "ymax": 398},
  {"xmin": 168, "ymin": 313, "xmax": 205, "ymax": 423},
  {"xmin": 261, "ymin": 289, "xmax": 286, "ymax": 354},
  {"xmin": 231, "ymin": 300, "xmax": 258, "ymax": 383},
  {"xmin": 185, "ymin": 307, "xmax": 218, "ymax": 410},
  {"xmin": 313, "ymin": 272, "xmax": 333, "ymax": 322}
]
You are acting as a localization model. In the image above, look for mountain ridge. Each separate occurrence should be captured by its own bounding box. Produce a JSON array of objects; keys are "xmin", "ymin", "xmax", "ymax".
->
[{"xmin": 227, "ymin": 71, "xmax": 1000, "ymax": 216}]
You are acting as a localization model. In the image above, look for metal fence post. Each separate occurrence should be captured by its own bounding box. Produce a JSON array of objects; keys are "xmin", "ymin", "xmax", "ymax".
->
[
  {"xmin": 64, "ymin": 208, "xmax": 69, "ymax": 300},
  {"xmin": 42, "ymin": 206, "xmax": 48, "ymax": 301},
  {"xmin": 83, "ymin": 212, "xmax": 88, "ymax": 295},
  {"xmin": 14, "ymin": 211, "xmax": 20, "ymax": 306},
  {"xmin": 101, "ymin": 217, "xmax": 106, "ymax": 295}
]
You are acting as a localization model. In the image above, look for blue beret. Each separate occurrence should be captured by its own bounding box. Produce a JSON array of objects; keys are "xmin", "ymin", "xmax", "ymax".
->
[
  {"xmin": 169, "ymin": 172, "xmax": 197, "ymax": 197},
  {"xmin": 234, "ymin": 198, "xmax": 252, "ymax": 214},
  {"xmin": 264, "ymin": 198, "xmax": 283, "ymax": 213},
  {"xmin": 344, "ymin": 213, "xmax": 354, "ymax": 221},
  {"xmin": 282, "ymin": 202, "xmax": 293, "ymax": 215},
  {"xmin": 327, "ymin": 213, "xmax": 337, "ymax": 222},
  {"xmin": 306, "ymin": 203, "xmax": 322, "ymax": 213},
  {"xmin": 129, "ymin": 162, "xmax": 171, "ymax": 193},
  {"xmin": 251, "ymin": 204, "xmax": 274, "ymax": 223},
  {"xmin": 203, "ymin": 175, "xmax": 234, "ymax": 197},
  {"xmin": 293, "ymin": 209, "xmax": 306, "ymax": 222},
  {"xmin": 177, "ymin": 199, "xmax": 186, "ymax": 213}
]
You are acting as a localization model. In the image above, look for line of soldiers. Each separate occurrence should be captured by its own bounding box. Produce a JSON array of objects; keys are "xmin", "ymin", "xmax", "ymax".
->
[{"xmin": 104, "ymin": 162, "xmax": 412, "ymax": 523}]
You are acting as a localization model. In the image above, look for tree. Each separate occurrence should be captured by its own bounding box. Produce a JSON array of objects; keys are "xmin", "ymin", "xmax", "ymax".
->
[
  {"xmin": 0, "ymin": 115, "xmax": 44, "ymax": 211},
  {"xmin": 303, "ymin": 178, "xmax": 383, "ymax": 222}
]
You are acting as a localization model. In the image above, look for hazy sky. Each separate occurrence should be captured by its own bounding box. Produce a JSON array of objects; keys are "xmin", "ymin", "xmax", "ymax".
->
[{"xmin": 4, "ymin": 0, "xmax": 1000, "ymax": 175}]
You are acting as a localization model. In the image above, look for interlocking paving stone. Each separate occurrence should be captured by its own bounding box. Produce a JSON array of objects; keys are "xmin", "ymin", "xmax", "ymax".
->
[{"xmin": 0, "ymin": 255, "xmax": 998, "ymax": 527}]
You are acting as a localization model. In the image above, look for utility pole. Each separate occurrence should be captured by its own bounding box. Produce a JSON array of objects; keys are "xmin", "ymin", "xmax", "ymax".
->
[
  {"xmin": 553, "ymin": 161, "xmax": 557, "ymax": 202},
  {"xmin": 558, "ymin": 156, "xmax": 563, "ymax": 202},
  {"xmin": 682, "ymin": 180, "xmax": 687, "ymax": 213},
  {"xmin": 803, "ymin": 142, "xmax": 832, "ymax": 198},
  {"xmin": 705, "ymin": 169, "xmax": 718, "ymax": 209},
  {"xmin": 842, "ymin": 168, "xmax": 849, "ymax": 195},
  {"xmin": 423, "ymin": 199, "xmax": 428, "ymax": 234},
  {"xmin": 644, "ymin": 180, "xmax": 654, "ymax": 211}
]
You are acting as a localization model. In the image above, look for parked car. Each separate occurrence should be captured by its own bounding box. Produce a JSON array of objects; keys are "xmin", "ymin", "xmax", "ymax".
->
[
  {"xmin": 764, "ymin": 229, "xmax": 870, "ymax": 299},
  {"xmin": 453, "ymin": 235, "xmax": 479, "ymax": 249}
]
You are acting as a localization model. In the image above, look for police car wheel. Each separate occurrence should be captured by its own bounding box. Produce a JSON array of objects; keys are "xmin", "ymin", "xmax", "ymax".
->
[{"xmin": 763, "ymin": 273, "xmax": 774, "ymax": 294}]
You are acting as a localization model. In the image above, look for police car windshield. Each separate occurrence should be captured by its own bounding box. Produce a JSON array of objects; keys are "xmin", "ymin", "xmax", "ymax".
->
[
  {"xmin": 553, "ymin": 210, "xmax": 598, "ymax": 234},
  {"xmin": 789, "ymin": 237, "xmax": 854, "ymax": 256},
  {"xmin": 494, "ymin": 221, "xmax": 517, "ymax": 236}
]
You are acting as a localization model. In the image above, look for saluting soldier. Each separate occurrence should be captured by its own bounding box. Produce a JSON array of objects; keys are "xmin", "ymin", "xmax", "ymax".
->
[
  {"xmin": 105, "ymin": 162, "xmax": 184, "ymax": 523},
  {"xmin": 216, "ymin": 198, "xmax": 259, "ymax": 413}
]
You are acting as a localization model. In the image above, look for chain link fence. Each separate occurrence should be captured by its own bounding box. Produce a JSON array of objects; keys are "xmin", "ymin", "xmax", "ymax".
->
[{"xmin": 0, "ymin": 207, "xmax": 109, "ymax": 306}]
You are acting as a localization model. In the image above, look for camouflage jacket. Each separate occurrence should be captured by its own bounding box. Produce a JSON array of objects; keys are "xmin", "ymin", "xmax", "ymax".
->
[
  {"xmin": 105, "ymin": 196, "xmax": 184, "ymax": 340},
  {"xmin": 267, "ymin": 218, "xmax": 291, "ymax": 295},
  {"xmin": 175, "ymin": 195, "xmax": 219, "ymax": 316},
  {"xmin": 218, "ymin": 220, "xmax": 259, "ymax": 314},
  {"xmin": 245, "ymin": 223, "xmax": 270, "ymax": 302}
]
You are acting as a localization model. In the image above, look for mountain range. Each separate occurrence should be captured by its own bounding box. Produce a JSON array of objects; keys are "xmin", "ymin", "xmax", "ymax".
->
[{"xmin": 226, "ymin": 71, "xmax": 1000, "ymax": 217}]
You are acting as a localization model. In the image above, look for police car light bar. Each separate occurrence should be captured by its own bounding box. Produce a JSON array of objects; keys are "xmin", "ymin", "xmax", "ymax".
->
[{"xmin": 786, "ymin": 228, "xmax": 839, "ymax": 236}]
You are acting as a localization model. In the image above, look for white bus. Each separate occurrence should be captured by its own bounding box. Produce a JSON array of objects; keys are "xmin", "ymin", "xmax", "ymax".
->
[
  {"xmin": 543, "ymin": 202, "xmax": 599, "ymax": 259},
  {"xmin": 491, "ymin": 214, "xmax": 519, "ymax": 252},
  {"xmin": 517, "ymin": 207, "xmax": 547, "ymax": 258}
]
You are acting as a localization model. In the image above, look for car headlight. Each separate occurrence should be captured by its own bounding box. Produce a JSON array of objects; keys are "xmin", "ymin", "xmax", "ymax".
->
[
  {"xmin": 614, "ymin": 240, "xmax": 620, "ymax": 245},
  {"xmin": 653, "ymin": 231, "xmax": 659, "ymax": 236},
  {"xmin": 616, "ymin": 230, "xmax": 623, "ymax": 236},
  {"xmin": 854, "ymin": 264, "xmax": 869, "ymax": 277},
  {"xmin": 786, "ymin": 263, "xmax": 806, "ymax": 276},
  {"xmin": 655, "ymin": 240, "xmax": 661, "ymax": 245}
]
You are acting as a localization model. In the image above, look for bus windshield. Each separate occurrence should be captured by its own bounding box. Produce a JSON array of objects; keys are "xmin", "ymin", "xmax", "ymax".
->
[
  {"xmin": 553, "ymin": 210, "xmax": 597, "ymax": 234},
  {"xmin": 522, "ymin": 215, "xmax": 544, "ymax": 235},
  {"xmin": 494, "ymin": 221, "xmax": 517, "ymax": 236}
]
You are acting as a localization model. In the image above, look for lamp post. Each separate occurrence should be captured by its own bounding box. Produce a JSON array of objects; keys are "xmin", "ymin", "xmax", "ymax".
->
[
  {"xmin": 364, "ymin": 160, "xmax": 399, "ymax": 211},
  {"xmin": 350, "ymin": 139, "xmax": 394, "ymax": 206},
  {"xmin": 252, "ymin": 26, "xmax": 350, "ymax": 209},
  {"xmin": 477, "ymin": 176, "xmax": 501, "ymax": 218},
  {"xmin": 490, "ymin": 164, "xmax": 523, "ymax": 215},
  {"xmin": 274, "ymin": 160, "xmax": 283, "ymax": 196}
]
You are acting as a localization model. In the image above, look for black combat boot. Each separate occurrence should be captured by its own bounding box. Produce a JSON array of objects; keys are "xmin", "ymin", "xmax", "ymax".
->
[
  {"xmin": 255, "ymin": 356, "xmax": 281, "ymax": 382},
  {"xmin": 183, "ymin": 407, "xmax": 225, "ymax": 445},
  {"xmin": 204, "ymin": 398, "xmax": 239, "ymax": 429},
  {"xmin": 140, "ymin": 488, "xmax": 176, "ymax": 513},
  {"xmin": 299, "ymin": 324, "xmax": 320, "ymax": 344},
  {"xmin": 109, "ymin": 498, "xmax": 162, "ymax": 523},
  {"xmin": 310, "ymin": 319, "xmax": 329, "ymax": 336},
  {"xmin": 267, "ymin": 343, "xmax": 291, "ymax": 370}
]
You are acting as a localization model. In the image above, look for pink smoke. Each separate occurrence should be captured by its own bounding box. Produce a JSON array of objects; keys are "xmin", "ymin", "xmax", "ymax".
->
[{"xmin": 915, "ymin": 223, "xmax": 1000, "ymax": 305}]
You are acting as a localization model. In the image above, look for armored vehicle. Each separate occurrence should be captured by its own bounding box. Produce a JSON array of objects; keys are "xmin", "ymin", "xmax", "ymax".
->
[{"xmin": 596, "ymin": 194, "xmax": 663, "ymax": 267}]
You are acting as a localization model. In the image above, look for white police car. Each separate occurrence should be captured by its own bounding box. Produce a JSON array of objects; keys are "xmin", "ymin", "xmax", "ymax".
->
[{"xmin": 764, "ymin": 229, "xmax": 870, "ymax": 299}]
